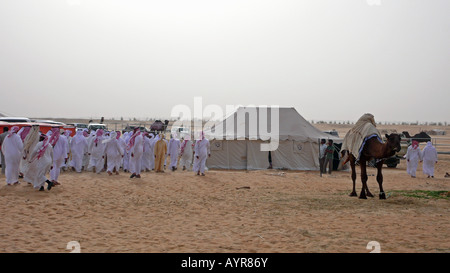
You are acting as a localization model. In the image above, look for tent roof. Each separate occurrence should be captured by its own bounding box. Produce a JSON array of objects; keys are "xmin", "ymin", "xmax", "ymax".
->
[{"xmin": 204, "ymin": 106, "xmax": 341, "ymax": 142}]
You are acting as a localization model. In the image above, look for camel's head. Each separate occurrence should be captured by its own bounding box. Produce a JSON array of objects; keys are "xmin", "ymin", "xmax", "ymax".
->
[{"xmin": 385, "ymin": 134, "xmax": 402, "ymax": 155}]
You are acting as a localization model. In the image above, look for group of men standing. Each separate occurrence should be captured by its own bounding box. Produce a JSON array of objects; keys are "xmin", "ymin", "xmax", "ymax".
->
[
  {"xmin": 0, "ymin": 125, "xmax": 211, "ymax": 192},
  {"xmin": 0, "ymin": 125, "xmax": 68, "ymax": 191},
  {"xmin": 405, "ymin": 140, "xmax": 438, "ymax": 178}
]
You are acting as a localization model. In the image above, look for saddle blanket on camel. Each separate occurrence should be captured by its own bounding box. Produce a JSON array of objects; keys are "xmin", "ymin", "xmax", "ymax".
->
[{"xmin": 341, "ymin": 113, "xmax": 382, "ymax": 162}]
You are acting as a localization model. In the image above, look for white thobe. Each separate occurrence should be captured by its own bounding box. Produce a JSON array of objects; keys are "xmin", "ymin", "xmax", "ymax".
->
[
  {"xmin": 193, "ymin": 138, "xmax": 210, "ymax": 174},
  {"xmin": 70, "ymin": 134, "xmax": 88, "ymax": 173},
  {"xmin": 168, "ymin": 138, "xmax": 181, "ymax": 169},
  {"xmin": 105, "ymin": 138, "xmax": 124, "ymax": 173},
  {"xmin": 405, "ymin": 145, "xmax": 422, "ymax": 177},
  {"xmin": 118, "ymin": 137, "xmax": 127, "ymax": 170},
  {"xmin": 88, "ymin": 136, "xmax": 105, "ymax": 174},
  {"xmin": 179, "ymin": 140, "xmax": 193, "ymax": 170},
  {"xmin": 50, "ymin": 135, "xmax": 69, "ymax": 181},
  {"xmin": 25, "ymin": 142, "xmax": 53, "ymax": 189},
  {"xmin": 141, "ymin": 136, "xmax": 152, "ymax": 171},
  {"xmin": 1, "ymin": 134, "xmax": 23, "ymax": 184},
  {"xmin": 129, "ymin": 134, "xmax": 144, "ymax": 174},
  {"xmin": 122, "ymin": 135, "xmax": 131, "ymax": 171},
  {"xmin": 422, "ymin": 144, "xmax": 438, "ymax": 177},
  {"xmin": 20, "ymin": 130, "xmax": 40, "ymax": 178},
  {"xmin": 148, "ymin": 138, "xmax": 155, "ymax": 170}
]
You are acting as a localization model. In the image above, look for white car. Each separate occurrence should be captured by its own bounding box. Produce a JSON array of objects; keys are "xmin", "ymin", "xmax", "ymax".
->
[
  {"xmin": 88, "ymin": 123, "xmax": 107, "ymax": 131},
  {"xmin": 0, "ymin": 117, "xmax": 32, "ymax": 123},
  {"xmin": 35, "ymin": 119, "xmax": 66, "ymax": 126},
  {"xmin": 171, "ymin": 126, "xmax": 190, "ymax": 135}
]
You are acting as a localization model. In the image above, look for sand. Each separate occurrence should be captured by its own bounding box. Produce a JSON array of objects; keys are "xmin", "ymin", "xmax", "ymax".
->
[{"xmin": 0, "ymin": 125, "xmax": 449, "ymax": 253}]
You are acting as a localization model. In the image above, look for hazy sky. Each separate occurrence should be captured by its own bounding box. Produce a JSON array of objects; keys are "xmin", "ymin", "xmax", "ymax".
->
[{"xmin": 1, "ymin": 0, "xmax": 449, "ymax": 123}]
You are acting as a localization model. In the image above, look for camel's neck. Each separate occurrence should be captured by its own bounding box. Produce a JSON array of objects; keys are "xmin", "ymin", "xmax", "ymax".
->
[{"xmin": 380, "ymin": 142, "xmax": 396, "ymax": 159}]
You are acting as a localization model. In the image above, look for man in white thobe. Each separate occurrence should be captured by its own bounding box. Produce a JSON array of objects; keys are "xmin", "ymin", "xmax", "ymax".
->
[
  {"xmin": 148, "ymin": 133, "xmax": 155, "ymax": 171},
  {"xmin": 50, "ymin": 128, "xmax": 68, "ymax": 184},
  {"xmin": 168, "ymin": 133, "xmax": 181, "ymax": 171},
  {"xmin": 20, "ymin": 125, "xmax": 40, "ymax": 181},
  {"xmin": 1, "ymin": 126, "xmax": 23, "ymax": 185},
  {"xmin": 422, "ymin": 141, "xmax": 438, "ymax": 178},
  {"xmin": 81, "ymin": 130, "xmax": 90, "ymax": 171},
  {"xmin": 88, "ymin": 129, "xmax": 106, "ymax": 174},
  {"xmin": 193, "ymin": 132, "xmax": 210, "ymax": 176},
  {"xmin": 141, "ymin": 132, "xmax": 153, "ymax": 172},
  {"xmin": 116, "ymin": 131, "xmax": 127, "ymax": 171},
  {"xmin": 122, "ymin": 131, "xmax": 131, "ymax": 172},
  {"xmin": 0, "ymin": 127, "xmax": 9, "ymax": 174},
  {"xmin": 26, "ymin": 134, "xmax": 54, "ymax": 191},
  {"xmin": 70, "ymin": 130, "xmax": 88, "ymax": 173},
  {"xmin": 103, "ymin": 131, "xmax": 124, "ymax": 175},
  {"xmin": 179, "ymin": 135, "xmax": 193, "ymax": 171},
  {"xmin": 128, "ymin": 128, "xmax": 144, "ymax": 178},
  {"xmin": 405, "ymin": 140, "xmax": 422, "ymax": 178}
]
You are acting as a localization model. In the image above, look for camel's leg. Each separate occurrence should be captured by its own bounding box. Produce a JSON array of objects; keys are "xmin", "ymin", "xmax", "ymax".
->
[
  {"xmin": 349, "ymin": 157, "xmax": 357, "ymax": 197},
  {"xmin": 365, "ymin": 162, "xmax": 374, "ymax": 198},
  {"xmin": 376, "ymin": 161, "xmax": 386, "ymax": 199},
  {"xmin": 359, "ymin": 160, "xmax": 368, "ymax": 199}
]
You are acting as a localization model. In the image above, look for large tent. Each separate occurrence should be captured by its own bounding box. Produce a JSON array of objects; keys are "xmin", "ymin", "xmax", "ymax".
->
[{"xmin": 204, "ymin": 106, "xmax": 341, "ymax": 170}]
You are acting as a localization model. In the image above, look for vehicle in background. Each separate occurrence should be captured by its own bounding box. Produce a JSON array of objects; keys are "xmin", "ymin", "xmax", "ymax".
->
[
  {"xmin": 67, "ymin": 123, "xmax": 89, "ymax": 130},
  {"xmin": 0, "ymin": 117, "xmax": 32, "ymax": 123},
  {"xmin": 0, "ymin": 121, "xmax": 62, "ymax": 136},
  {"xmin": 88, "ymin": 123, "xmax": 107, "ymax": 131},
  {"xmin": 170, "ymin": 125, "xmax": 191, "ymax": 137},
  {"xmin": 34, "ymin": 119, "xmax": 66, "ymax": 126},
  {"xmin": 123, "ymin": 125, "xmax": 149, "ymax": 133},
  {"xmin": 323, "ymin": 129, "xmax": 339, "ymax": 137}
]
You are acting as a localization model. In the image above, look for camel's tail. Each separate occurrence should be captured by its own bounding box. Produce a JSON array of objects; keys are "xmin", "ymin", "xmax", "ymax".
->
[{"xmin": 341, "ymin": 150, "xmax": 350, "ymax": 165}]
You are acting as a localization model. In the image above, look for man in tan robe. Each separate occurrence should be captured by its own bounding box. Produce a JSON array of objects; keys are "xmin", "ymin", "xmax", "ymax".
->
[{"xmin": 154, "ymin": 134, "xmax": 167, "ymax": 173}]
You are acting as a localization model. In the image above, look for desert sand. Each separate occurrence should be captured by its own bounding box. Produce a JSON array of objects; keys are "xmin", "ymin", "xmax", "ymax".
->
[{"xmin": 0, "ymin": 124, "xmax": 449, "ymax": 253}]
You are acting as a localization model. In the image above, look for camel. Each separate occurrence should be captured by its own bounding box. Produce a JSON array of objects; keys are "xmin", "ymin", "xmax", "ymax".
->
[{"xmin": 342, "ymin": 134, "xmax": 402, "ymax": 199}]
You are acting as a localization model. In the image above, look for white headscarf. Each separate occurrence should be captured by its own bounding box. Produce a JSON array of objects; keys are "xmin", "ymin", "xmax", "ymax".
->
[
  {"xmin": 72, "ymin": 130, "xmax": 85, "ymax": 144},
  {"xmin": 102, "ymin": 131, "xmax": 117, "ymax": 144}
]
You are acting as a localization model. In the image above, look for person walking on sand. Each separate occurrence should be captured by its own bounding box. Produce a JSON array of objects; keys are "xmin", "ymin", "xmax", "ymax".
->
[
  {"xmin": 128, "ymin": 128, "xmax": 144, "ymax": 178},
  {"xmin": 323, "ymin": 139, "xmax": 335, "ymax": 175},
  {"xmin": 70, "ymin": 129, "xmax": 88, "ymax": 173},
  {"xmin": 422, "ymin": 141, "xmax": 438, "ymax": 178},
  {"xmin": 405, "ymin": 140, "xmax": 422, "ymax": 178},
  {"xmin": 147, "ymin": 133, "xmax": 155, "ymax": 171},
  {"xmin": 319, "ymin": 139, "xmax": 327, "ymax": 177},
  {"xmin": 1, "ymin": 126, "xmax": 23, "ymax": 185},
  {"xmin": 121, "ymin": 131, "xmax": 131, "ymax": 172},
  {"xmin": 193, "ymin": 131, "xmax": 210, "ymax": 176},
  {"xmin": 141, "ymin": 132, "xmax": 153, "ymax": 172},
  {"xmin": 116, "ymin": 131, "xmax": 127, "ymax": 172},
  {"xmin": 103, "ymin": 131, "xmax": 124, "ymax": 175},
  {"xmin": 19, "ymin": 125, "xmax": 40, "ymax": 181},
  {"xmin": 154, "ymin": 134, "xmax": 167, "ymax": 173},
  {"xmin": 26, "ymin": 133, "xmax": 54, "ymax": 191},
  {"xmin": 168, "ymin": 133, "xmax": 181, "ymax": 171},
  {"xmin": 49, "ymin": 128, "xmax": 68, "ymax": 185},
  {"xmin": 179, "ymin": 135, "xmax": 193, "ymax": 171},
  {"xmin": 88, "ymin": 129, "xmax": 106, "ymax": 174},
  {"xmin": 81, "ymin": 129, "xmax": 90, "ymax": 171},
  {"xmin": 0, "ymin": 127, "xmax": 9, "ymax": 174}
]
